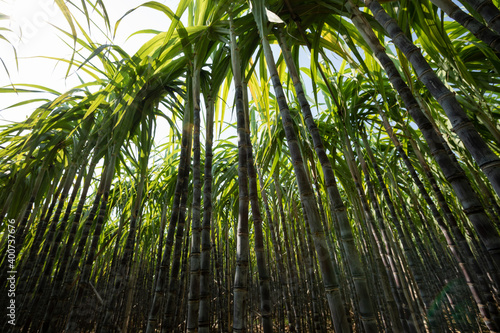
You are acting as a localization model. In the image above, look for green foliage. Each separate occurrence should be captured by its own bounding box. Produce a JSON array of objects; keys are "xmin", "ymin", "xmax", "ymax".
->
[{"xmin": 1, "ymin": 1, "xmax": 500, "ymax": 331}]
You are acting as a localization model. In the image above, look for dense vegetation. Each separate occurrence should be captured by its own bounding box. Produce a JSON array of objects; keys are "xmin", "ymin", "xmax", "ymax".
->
[{"xmin": 1, "ymin": 0, "xmax": 500, "ymax": 332}]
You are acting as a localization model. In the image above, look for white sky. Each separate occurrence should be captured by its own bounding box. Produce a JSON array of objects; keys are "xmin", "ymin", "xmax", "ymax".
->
[
  {"xmin": 0, "ymin": 0, "xmax": 182, "ymax": 125},
  {"xmin": 0, "ymin": 0, "xmax": 342, "ymax": 147}
]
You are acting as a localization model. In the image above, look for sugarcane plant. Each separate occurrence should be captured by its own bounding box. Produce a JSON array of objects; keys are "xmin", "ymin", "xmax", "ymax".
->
[{"xmin": 1, "ymin": 0, "xmax": 500, "ymax": 332}]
